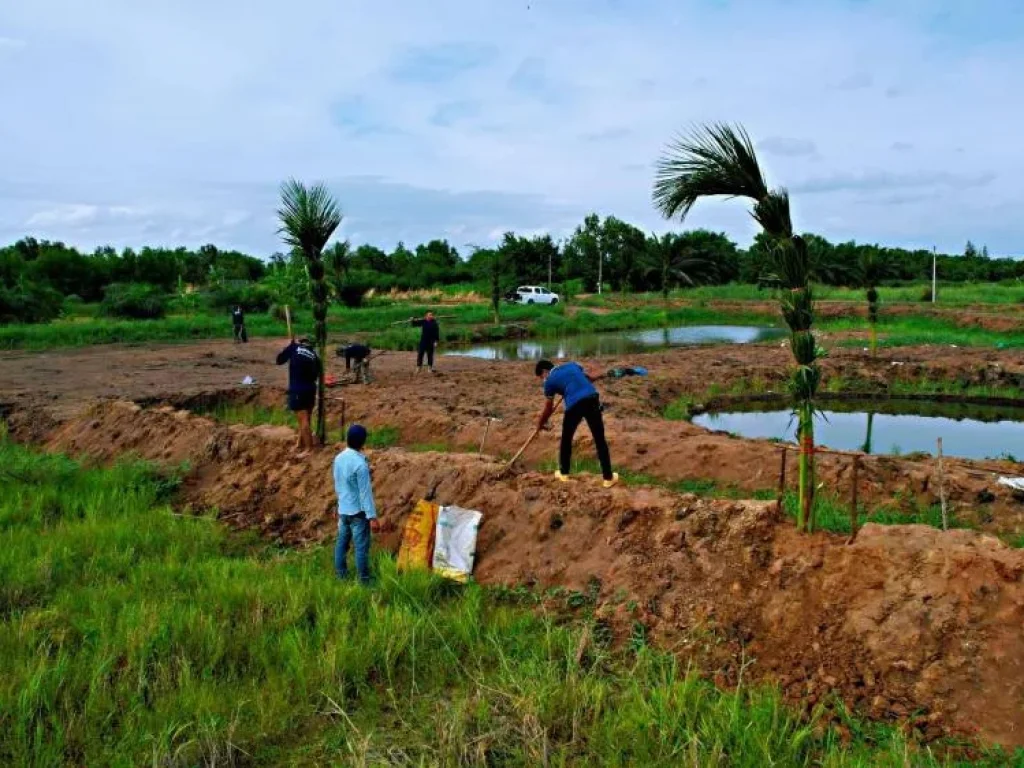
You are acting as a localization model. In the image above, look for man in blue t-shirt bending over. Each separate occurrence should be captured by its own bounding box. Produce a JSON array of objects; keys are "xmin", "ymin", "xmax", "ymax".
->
[{"xmin": 535, "ymin": 359, "xmax": 618, "ymax": 488}]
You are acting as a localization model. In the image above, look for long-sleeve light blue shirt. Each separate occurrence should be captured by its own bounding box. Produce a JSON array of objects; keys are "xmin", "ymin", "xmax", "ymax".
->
[{"xmin": 333, "ymin": 448, "xmax": 377, "ymax": 519}]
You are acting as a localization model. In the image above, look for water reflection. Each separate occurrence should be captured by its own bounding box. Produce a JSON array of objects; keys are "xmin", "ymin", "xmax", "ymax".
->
[
  {"xmin": 445, "ymin": 325, "xmax": 784, "ymax": 361},
  {"xmin": 693, "ymin": 400, "xmax": 1024, "ymax": 461}
]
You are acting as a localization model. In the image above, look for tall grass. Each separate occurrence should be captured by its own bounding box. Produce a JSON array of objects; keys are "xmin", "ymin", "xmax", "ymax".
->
[{"xmin": 3, "ymin": 439, "xmax": 1017, "ymax": 764}]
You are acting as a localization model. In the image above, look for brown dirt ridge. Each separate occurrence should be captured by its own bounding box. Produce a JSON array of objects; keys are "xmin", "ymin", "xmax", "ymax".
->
[{"xmin": 45, "ymin": 399, "xmax": 1024, "ymax": 748}]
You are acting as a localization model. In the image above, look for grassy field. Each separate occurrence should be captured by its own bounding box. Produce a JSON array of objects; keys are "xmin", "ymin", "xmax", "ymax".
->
[
  {"xmin": 2, "ymin": 280, "xmax": 1023, "ymax": 352},
  {"xmin": 8, "ymin": 439, "xmax": 1019, "ymax": 765}
]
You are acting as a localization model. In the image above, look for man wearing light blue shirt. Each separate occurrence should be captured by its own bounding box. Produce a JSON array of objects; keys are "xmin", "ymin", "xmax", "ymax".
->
[{"xmin": 333, "ymin": 424, "xmax": 379, "ymax": 584}]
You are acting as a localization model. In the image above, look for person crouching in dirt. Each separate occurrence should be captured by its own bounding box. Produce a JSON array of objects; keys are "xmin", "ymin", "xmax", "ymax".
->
[
  {"xmin": 231, "ymin": 305, "xmax": 247, "ymax": 343},
  {"xmin": 410, "ymin": 311, "xmax": 440, "ymax": 373},
  {"xmin": 333, "ymin": 424, "xmax": 380, "ymax": 584},
  {"xmin": 275, "ymin": 336, "xmax": 321, "ymax": 453},
  {"xmin": 535, "ymin": 359, "xmax": 618, "ymax": 488},
  {"xmin": 338, "ymin": 342, "xmax": 372, "ymax": 383}
]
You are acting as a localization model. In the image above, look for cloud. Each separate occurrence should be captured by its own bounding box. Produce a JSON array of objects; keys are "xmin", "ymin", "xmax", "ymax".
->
[
  {"xmin": 758, "ymin": 136, "xmax": 818, "ymax": 158},
  {"xmin": 793, "ymin": 170, "xmax": 997, "ymax": 195},
  {"xmin": 833, "ymin": 71, "xmax": 873, "ymax": 90},
  {"xmin": 890, "ymin": 141, "xmax": 914, "ymax": 153},
  {"xmin": 0, "ymin": 0, "xmax": 1023, "ymax": 256},
  {"xmin": 387, "ymin": 43, "xmax": 496, "ymax": 83}
]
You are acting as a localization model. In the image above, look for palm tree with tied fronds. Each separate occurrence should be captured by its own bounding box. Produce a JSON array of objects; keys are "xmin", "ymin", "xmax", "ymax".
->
[
  {"xmin": 860, "ymin": 251, "xmax": 882, "ymax": 355},
  {"xmin": 277, "ymin": 179, "xmax": 342, "ymax": 446},
  {"xmin": 653, "ymin": 123, "xmax": 823, "ymax": 532}
]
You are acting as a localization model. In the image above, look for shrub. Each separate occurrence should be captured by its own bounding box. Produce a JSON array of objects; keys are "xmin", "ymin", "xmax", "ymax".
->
[
  {"xmin": 0, "ymin": 281, "xmax": 64, "ymax": 323},
  {"xmin": 100, "ymin": 283, "xmax": 167, "ymax": 320}
]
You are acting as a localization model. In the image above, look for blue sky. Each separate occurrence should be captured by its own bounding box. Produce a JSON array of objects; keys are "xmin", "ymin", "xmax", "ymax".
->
[{"xmin": 1, "ymin": 0, "xmax": 1022, "ymax": 257}]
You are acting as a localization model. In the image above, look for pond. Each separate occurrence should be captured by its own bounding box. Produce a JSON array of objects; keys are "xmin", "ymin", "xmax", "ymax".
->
[
  {"xmin": 444, "ymin": 325, "xmax": 785, "ymax": 361},
  {"xmin": 691, "ymin": 399, "xmax": 1024, "ymax": 461}
]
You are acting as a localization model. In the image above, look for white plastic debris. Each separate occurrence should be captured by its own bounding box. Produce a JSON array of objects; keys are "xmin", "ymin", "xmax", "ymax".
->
[
  {"xmin": 997, "ymin": 477, "xmax": 1024, "ymax": 492},
  {"xmin": 241, "ymin": 375, "xmax": 255, "ymax": 385}
]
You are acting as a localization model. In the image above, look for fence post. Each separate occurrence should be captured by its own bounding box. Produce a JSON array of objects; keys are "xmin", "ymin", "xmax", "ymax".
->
[
  {"xmin": 776, "ymin": 447, "xmax": 788, "ymax": 519},
  {"xmin": 479, "ymin": 418, "xmax": 492, "ymax": 454},
  {"xmin": 848, "ymin": 454, "xmax": 860, "ymax": 544},
  {"xmin": 339, "ymin": 399, "xmax": 347, "ymax": 440},
  {"xmin": 937, "ymin": 437, "xmax": 948, "ymax": 531}
]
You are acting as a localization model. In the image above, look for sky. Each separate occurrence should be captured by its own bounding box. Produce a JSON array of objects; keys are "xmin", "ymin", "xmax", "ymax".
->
[{"xmin": 1, "ymin": 0, "xmax": 1023, "ymax": 258}]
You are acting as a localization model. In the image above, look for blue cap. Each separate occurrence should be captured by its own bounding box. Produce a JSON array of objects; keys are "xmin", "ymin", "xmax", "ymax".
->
[{"xmin": 347, "ymin": 424, "xmax": 368, "ymax": 449}]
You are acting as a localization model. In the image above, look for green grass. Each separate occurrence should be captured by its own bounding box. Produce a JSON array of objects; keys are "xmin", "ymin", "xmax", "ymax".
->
[
  {"xmin": 824, "ymin": 315, "xmax": 1024, "ymax": 349},
  {"xmin": 670, "ymin": 281, "xmax": 1024, "ymax": 305},
  {"xmin": 8, "ymin": 441, "xmax": 1019, "ymax": 764}
]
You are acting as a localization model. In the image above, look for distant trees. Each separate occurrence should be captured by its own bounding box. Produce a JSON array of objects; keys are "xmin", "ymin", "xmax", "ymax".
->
[{"xmin": 1, "ymin": 210, "xmax": 1021, "ymax": 326}]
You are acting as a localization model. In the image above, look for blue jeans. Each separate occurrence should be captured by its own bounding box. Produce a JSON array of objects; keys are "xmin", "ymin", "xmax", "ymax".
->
[{"xmin": 335, "ymin": 513, "xmax": 372, "ymax": 584}]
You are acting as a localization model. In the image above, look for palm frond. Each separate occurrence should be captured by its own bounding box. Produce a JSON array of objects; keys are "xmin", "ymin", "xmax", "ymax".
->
[
  {"xmin": 653, "ymin": 123, "xmax": 770, "ymax": 221},
  {"xmin": 277, "ymin": 179, "xmax": 342, "ymax": 258}
]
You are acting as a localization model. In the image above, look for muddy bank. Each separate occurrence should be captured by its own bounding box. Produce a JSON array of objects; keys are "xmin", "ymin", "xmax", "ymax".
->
[{"xmin": 45, "ymin": 399, "xmax": 1024, "ymax": 748}]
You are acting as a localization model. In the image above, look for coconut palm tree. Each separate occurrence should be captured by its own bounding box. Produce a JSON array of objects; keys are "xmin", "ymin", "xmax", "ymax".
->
[
  {"xmin": 653, "ymin": 123, "xmax": 822, "ymax": 532},
  {"xmin": 277, "ymin": 179, "xmax": 342, "ymax": 445},
  {"xmin": 324, "ymin": 240, "xmax": 351, "ymax": 303}
]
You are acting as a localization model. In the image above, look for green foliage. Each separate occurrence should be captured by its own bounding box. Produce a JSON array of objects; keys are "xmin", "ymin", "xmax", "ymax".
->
[
  {"xmin": 99, "ymin": 282, "xmax": 167, "ymax": 320},
  {"xmin": 0, "ymin": 279, "xmax": 64, "ymax": 323},
  {"xmin": 3, "ymin": 440, "xmax": 1015, "ymax": 765},
  {"xmin": 207, "ymin": 282, "xmax": 272, "ymax": 312}
]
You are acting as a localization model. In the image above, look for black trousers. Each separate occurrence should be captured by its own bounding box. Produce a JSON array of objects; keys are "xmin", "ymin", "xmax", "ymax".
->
[
  {"xmin": 417, "ymin": 343, "xmax": 435, "ymax": 368},
  {"xmin": 560, "ymin": 395, "xmax": 612, "ymax": 479}
]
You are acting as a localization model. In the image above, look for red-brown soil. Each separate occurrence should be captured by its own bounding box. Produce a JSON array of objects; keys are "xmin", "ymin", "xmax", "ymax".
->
[
  {"xmin": 3, "ymin": 339, "xmax": 1023, "ymax": 540},
  {"xmin": 45, "ymin": 400, "xmax": 1024, "ymax": 748}
]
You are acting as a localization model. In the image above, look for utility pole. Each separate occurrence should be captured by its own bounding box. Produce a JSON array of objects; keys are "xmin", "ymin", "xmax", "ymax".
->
[
  {"xmin": 548, "ymin": 247, "xmax": 552, "ymax": 289},
  {"xmin": 931, "ymin": 246, "xmax": 937, "ymax": 303}
]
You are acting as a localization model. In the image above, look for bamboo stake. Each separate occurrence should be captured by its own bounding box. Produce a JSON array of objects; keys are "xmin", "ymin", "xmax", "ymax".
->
[
  {"xmin": 848, "ymin": 455, "xmax": 860, "ymax": 544},
  {"xmin": 285, "ymin": 305, "xmax": 293, "ymax": 340},
  {"xmin": 775, "ymin": 447, "xmax": 787, "ymax": 519},
  {"xmin": 339, "ymin": 399, "xmax": 347, "ymax": 438},
  {"xmin": 937, "ymin": 437, "xmax": 948, "ymax": 531},
  {"xmin": 479, "ymin": 418, "xmax": 493, "ymax": 454}
]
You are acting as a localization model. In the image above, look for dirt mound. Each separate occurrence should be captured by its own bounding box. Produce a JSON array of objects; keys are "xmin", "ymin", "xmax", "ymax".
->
[{"xmin": 46, "ymin": 400, "xmax": 1024, "ymax": 747}]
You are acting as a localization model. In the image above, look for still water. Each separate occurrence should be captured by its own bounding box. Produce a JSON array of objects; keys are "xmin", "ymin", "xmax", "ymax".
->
[
  {"xmin": 444, "ymin": 325, "xmax": 784, "ymax": 361},
  {"xmin": 692, "ymin": 400, "xmax": 1024, "ymax": 461}
]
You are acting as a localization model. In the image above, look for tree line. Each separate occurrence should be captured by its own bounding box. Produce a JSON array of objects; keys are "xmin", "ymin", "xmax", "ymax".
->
[{"xmin": 2, "ymin": 217, "xmax": 1021, "ymax": 322}]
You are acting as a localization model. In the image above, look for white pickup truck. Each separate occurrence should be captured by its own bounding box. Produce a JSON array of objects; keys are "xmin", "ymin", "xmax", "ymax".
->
[{"xmin": 508, "ymin": 285, "xmax": 560, "ymax": 305}]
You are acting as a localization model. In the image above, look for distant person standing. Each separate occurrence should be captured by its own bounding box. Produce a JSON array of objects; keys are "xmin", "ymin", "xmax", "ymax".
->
[
  {"xmin": 333, "ymin": 424, "xmax": 380, "ymax": 584},
  {"xmin": 534, "ymin": 359, "xmax": 618, "ymax": 488},
  {"xmin": 411, "ymin": 311, "xmax": 440, "ymax": 373},
  {"xmin": 231, "ymin": 305, "xmax": 247, "ymax": 343},
  {"xmin": 275, "ymin": 336, "xmax": 321, "ymax": 453}
]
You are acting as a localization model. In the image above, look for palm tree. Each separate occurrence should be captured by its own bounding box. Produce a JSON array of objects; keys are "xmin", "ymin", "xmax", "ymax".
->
[
  {"xmin": 324, "ymin": 240, "xmax": 351, "ymax": 303},
  {"xmin": 653, "ymin": 123, "xmax": 822, "ymax": 532},
  {"xmin": 860, "ymin": 251, "xmax": 882, "ymax": 355},
  {"xmin": 277, "ymin": 179, "xmax": 342, "ymax": 445}
]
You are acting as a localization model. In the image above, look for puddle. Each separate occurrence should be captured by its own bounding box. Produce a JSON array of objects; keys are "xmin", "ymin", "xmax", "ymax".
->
[
  {"xmin": 692, "ymin": 399, "xmax": 1024, "ymax": 460},
  {"xmin": 444, "ymin": 325, "xmax": 784, "ymax": 361}
]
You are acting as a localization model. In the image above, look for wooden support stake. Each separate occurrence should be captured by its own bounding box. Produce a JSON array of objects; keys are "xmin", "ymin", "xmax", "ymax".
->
[
  {"xmin": 776, "ymin": 447, "xmax": 787, "ymax": 519},
  {"xmin": 937, "ymin": 437, "xmax": 949, "ymax": 531},
  {"xmin": 479, "ymin": 418, "xmax": 492, "ymax": 454},
  {"xmin": 285, "ymin": 305, "xmax": 293, "ymax": 340},
  {"xmin": 848, "ymin": 455, "xmax": 860, "ymax": 544},
  {"xmin": 339, "ymin": 399, "xmax": 347, "ymax": 439}
]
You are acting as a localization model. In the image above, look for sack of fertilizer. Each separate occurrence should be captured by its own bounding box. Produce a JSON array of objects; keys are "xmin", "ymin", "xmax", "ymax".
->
[
  {"xmin": 397, "ymin": 499, "xmax": 439, "ymax": 572},
  {"xmin": 432, "ymin": 505, "xmax": 483, "ymax": 583}
]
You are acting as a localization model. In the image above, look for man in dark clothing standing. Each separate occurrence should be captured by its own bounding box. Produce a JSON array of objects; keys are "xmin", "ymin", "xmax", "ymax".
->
[
  {"xmin": 231, "ymin": 306, "xmax": 247, "ymax": 343},
  {"xmin": 276, "ymin": 336, "xmax": 321, "ymax": 453},
  {"xmin": 411, "ymin": 311, "xmax": 440, "ymax": 373},
  {"xmin": 535, "ymin": 359, "xmax": 618, "ymax": 488},
  {"xmin": 337, "ymin": 342, "xmax": 372, "ymax": 383}
]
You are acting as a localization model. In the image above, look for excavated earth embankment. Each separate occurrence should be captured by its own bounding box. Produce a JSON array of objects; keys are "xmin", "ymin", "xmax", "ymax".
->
[{"xmin": 44, "ymin": 399, "xmax": 1024, "ymax": 748}]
